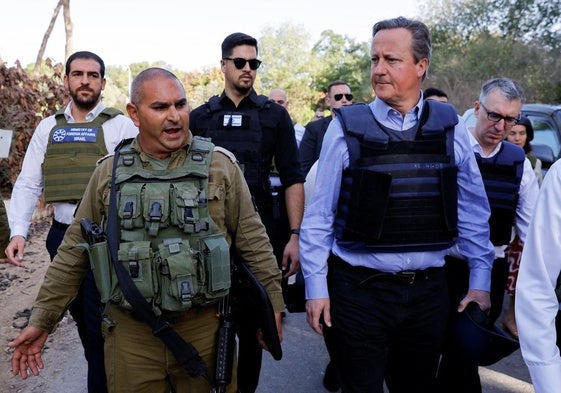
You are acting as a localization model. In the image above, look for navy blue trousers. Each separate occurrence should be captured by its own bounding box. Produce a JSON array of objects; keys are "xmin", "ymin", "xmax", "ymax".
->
[{"xmin": 47, "ymin": 222, "xmax": 107, "ymax": 393}]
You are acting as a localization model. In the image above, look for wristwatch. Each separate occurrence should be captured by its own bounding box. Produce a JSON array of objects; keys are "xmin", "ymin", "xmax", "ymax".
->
[{"xmin": 289, "ymin": 228, "xmax": 300, "ymax": 236}]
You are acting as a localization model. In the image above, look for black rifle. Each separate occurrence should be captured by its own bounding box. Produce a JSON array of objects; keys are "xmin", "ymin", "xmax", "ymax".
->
[{"xmin": 213, "ymin": 294, "xmax": 236, "ymax": 393}]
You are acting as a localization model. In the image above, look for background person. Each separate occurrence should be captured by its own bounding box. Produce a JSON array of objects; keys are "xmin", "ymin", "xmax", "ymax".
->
[
  {"xmin": 437, "ymin": 77, "xmax": 539, "ymax": 393},
  {"xmin": 8, "ymin": 67, "xmax": 283, "ymax": 393},
  {"xmin": 299, "ymin": 80, "xmax": 353, "ymax": 176},
  {"xmin": 423, "ymin": 86, "xmax": 449, "ymax": 102},
  {"xmin": 189, "ymin": 32, "xmax": 304, "ymax": 393},
  {"xmin": 5, "ymin": 50, "xmax": 138, "ymax": 393},
  {"xmin": 268, "ymin": 88, "xmax": 305, "ymax": 147},
  {"xmin": 516, "ymin": 159, "xmax": 561, "ymax": 393},
  {"xmin": 300, "ymin": 16, "xmax": 493, "ymax": 393}
]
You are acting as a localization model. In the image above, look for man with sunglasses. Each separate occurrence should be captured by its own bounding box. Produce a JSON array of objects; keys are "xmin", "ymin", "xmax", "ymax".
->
[
  {"xmin": 299, "ymin": 80, "xmax": 353, "ymax": 176},
  {"xmin": 189, "ymin": 32, "xmax": 304, "ymax": 393},
  {"xmin": 437, "ymin": 77, "xmax": 539, "ymax": 393}
]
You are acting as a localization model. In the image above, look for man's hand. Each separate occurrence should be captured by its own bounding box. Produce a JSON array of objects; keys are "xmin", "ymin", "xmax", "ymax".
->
[
  {"xmin": 281, "ymin": 235, "xmax": 300, "ymax": 278},
  {"xmin": 458, "ymin": 289, "xmax": 491, "ymax": 313},
  {"xmin": 8, "ymin": 326, "xmax": 49, "ymax": 379},
  {"xmin": 257, "ymin": 311, "xmax": 284, "ymax": 352},
  {"xmin": 306, "ymin": 298, "xmax": 330, "ymax": 335},
  {"xmin": 5, "ymin": 235, "xmax": 26, "ymax": 267}
]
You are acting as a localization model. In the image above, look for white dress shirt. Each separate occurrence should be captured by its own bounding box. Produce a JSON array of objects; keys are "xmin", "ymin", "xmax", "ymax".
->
[
  {"xmin": 8, "ymin": 101, "xmax": 138, "ymax": 239},
  {"xmin": 516, "ymin": 159, "xmax": 561, "ymax": 393}
]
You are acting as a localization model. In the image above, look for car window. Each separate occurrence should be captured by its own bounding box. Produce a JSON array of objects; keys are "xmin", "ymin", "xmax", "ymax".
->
[{"xmin": 527, "ymin": 115, "xmax": 560, "ymax": 158}]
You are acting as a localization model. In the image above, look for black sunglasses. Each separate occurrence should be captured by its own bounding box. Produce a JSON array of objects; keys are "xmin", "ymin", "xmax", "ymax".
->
[
  {"xmin": 333, "ymin": 93, "xmax": 353, "ymax": 101},
  {"xmin": 223, "ymin": 57, "xmax": 262, "ymax": 70}
]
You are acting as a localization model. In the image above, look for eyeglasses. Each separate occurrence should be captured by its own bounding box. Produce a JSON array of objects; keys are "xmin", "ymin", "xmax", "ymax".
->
[
  {"xmin": 333, "ymin": 93, "xmax": 353, "ymax": 101},
  {"xmin": 223, "ymin": 57, "xmax": 262, "ymax": 70},
  {"xmin": 480, "ymin": 103, "xmax": 520, "ymax": 126}
]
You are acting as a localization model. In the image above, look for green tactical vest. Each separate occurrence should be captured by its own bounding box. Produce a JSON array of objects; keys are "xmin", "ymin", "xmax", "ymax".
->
[
  {"xmin": 85, "ymin": 137, "xmax": 231, "ymax": 314},
  {"xmin": 42, "ymin": 107, "xmax": 122, "ymax": 203}
]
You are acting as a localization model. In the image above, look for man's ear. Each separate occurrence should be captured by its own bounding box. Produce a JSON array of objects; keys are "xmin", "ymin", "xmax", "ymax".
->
[{"xmin": 126, "ymin": 102, "xmax": 140, "ymax": 127}]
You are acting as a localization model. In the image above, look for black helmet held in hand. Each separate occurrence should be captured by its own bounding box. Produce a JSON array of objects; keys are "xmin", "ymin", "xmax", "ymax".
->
[{"xmin": 450, "ymin": 302, "xmax": 519, "ymax": 366}]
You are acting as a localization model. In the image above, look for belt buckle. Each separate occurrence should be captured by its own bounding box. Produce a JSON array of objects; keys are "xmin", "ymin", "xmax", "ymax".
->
[{"xmin": 397, "ymin": 271, "xmax": 416, "ymax": 285}]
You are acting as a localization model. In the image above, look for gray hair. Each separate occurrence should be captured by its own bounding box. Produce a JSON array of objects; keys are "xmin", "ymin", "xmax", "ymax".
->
[
  {"xmin": 479, "ymin": 77, "xmax": 526, "ymax": 104},
  {"xmin": 372, "ymin": 16, "xmax": 431, "ymax": 80}
]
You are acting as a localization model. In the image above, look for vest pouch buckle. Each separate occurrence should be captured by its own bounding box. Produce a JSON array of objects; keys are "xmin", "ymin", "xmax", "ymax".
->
[
  {"xmin": 170, "ymin": 184, "xmax": 206, "ymax": 234},
  {"xmin": 117, "ymin": 241, "xmax": 156, "ymax": 308},
  {"xmin": 157, "ymin": 239, "xmax": 199, "ymax": 312},
  {"xmin": 118, "ymin": 184, "xmax": 143, "ymax": 230}
]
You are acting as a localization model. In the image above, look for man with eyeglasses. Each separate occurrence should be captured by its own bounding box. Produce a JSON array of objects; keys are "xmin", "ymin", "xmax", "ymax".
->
[
  {"xmin": 299, "ymin": 80, "xmax": 353, "ymax": 176},
  {"xmin": 189, "ymin": 32, "xmax": 304, "ymax": 393},
  {"xmin": 436, "ymin": 77, "xmax": 539, "ymax": 393}
]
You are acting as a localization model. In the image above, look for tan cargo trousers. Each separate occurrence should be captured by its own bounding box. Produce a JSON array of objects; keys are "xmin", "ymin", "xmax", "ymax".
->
[{"xmin": 103, "ymin": 304, "xmax": 237, "ymax": 393}]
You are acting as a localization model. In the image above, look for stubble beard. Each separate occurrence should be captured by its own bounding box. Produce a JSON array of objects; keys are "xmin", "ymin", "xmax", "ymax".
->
[{"xmin": 70, "ymin": 88, "xmax": 102, "ymax": 112}]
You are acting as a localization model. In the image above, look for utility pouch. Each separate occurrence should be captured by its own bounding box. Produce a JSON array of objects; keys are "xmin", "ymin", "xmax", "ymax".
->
[
  {"xmin": 117, "ymin": 241, "xmax": 156, "ymax": 303},
  {"xmin": 200, "ymin": 234, "xmax": 231, "ymax": 301},
  {"xmin": 158, "ymin": 238, "xmax": 199, "ymax": 312},
  {"xmin": 85, "ymin": 241, "xmax": 115, "ymax": 303}
]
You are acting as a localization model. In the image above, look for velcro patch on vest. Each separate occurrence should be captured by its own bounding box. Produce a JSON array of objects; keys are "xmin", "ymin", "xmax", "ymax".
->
[
  {"xmin": 51, "ymin": 127, "xmax": 99, "ymax": 143},
  {"xmin": 214, "ymin": 146, "xmax": 238, "ymax": 163}
]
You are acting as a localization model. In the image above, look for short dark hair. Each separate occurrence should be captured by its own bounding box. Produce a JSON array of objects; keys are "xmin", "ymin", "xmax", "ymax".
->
[
  {"xmin": 130, "ymin": 67, "xmax": 183, "ymax": 106},
  {"xmin": 424, "ymin": 87, "xmax": 448, "ymax": 99},
  {"xmin": 327, "ymin": 80, "xmax": 351, "ymax": 95},
  {"xmin": 221, "ymin": 33, "xmax": 258, "ymax": 58},
  {"xmin": 372, "ymin": 16, "xmax": 431, "ymax": 80},
  {"xmin": 65, "ymin": 51, "xmax": 105, "ymax": 78}
]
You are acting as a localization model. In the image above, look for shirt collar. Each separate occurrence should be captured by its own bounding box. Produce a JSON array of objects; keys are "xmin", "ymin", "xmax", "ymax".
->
[
  {"xmin": 219, "ymin": 89, "xmax": 260, "ymax": 107},
  {"xmin": 131, "ymin": 133, "xmax": 192, "ymax": 167},
  {"xmin": 63, "ymin": 100, "xmax": 105, "ymax": 123},
  {"xmin": 468, "ymin": 129, "xmax": 503, "ymax": 158},
  {"xmin": 371, "ymin": 94, "xmax": 422, "ymax": 130}
]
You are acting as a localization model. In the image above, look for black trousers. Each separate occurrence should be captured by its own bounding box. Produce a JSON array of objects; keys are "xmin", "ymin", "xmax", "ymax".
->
[
  {"xmin": 47, "ymin": 222, "xmax": 107, "ymax": 393},
  {"xmin": 436, "ymin": 256, "xmax": 509, "ymax": 393},
  {"xmin": 328, "ymin": 254, "xmax": 449, "ymax": 393}
]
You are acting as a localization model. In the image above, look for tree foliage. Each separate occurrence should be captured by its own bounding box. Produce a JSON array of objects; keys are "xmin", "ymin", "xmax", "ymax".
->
[
  {"xmin": 420, "ymin": 0, "xmax": 561, "ymax": 112},
  {"xmin": 0, "ymin": 60, "xmax": 67, "ymax": 192}
]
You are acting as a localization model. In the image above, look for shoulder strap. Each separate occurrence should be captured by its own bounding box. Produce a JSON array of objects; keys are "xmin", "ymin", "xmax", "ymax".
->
[
  {"xmin": 419, "ymin": 100, "xmax": 459, "ymax": 137},
  {"xmin": 335, "ymin": 103, "xmax": 388, "ymax": 169},
  {"xmin": 106, "ymin": 143, "xmax": 207, "ymax": 378}
]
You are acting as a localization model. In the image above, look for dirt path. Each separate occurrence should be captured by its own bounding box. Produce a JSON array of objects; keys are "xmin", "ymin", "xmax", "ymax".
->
[{"xmin": 0, "ymin": 215, "xmax": 86, "ymax": 392}]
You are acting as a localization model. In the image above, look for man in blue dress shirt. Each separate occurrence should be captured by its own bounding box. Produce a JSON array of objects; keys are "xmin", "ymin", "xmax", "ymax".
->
[{"xmin": 299, "ymin": 16, "xmax": 494, "ymax": 393}]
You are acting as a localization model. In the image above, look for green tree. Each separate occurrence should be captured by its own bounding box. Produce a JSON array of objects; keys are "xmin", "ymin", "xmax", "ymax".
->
[
  {"xmin": 258, "ymin": 22, "xmax": 316, "ymax": 124},
  {"xmin": 420, "ymin": 0, "xmax": 561, "ymax": 111},
  {"xmin": 311, "ymin": 30, "xmax": 372, "ymax": 104}
]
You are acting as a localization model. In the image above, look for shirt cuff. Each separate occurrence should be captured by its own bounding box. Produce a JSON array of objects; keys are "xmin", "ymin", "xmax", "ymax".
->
[{"xmin": 304, "ymin": 275, "xmax": 329, "ymax": 299}]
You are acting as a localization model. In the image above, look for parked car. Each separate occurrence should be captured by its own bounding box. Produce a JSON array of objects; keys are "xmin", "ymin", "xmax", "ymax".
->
[{"xmin": 463, "ymin": 104, "xmax": 561, "ymax": 174}]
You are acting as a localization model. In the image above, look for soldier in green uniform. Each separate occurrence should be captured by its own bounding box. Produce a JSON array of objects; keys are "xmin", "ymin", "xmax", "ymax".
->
[{"xmin": 8, "ymin": 67, "xmax": 283, "ymax": 393}]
